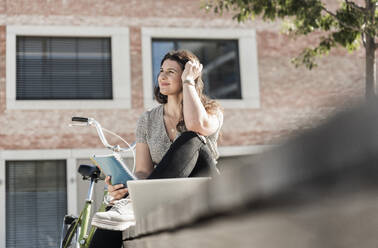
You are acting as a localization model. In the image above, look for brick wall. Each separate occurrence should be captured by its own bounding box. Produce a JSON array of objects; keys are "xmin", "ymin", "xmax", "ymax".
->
[{"xmin": 0, "ymin": 0, "xmax": 369, "ymax": 150}]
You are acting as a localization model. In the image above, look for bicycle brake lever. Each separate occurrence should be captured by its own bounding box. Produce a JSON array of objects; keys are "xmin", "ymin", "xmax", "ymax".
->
[{"xmin": 68, "ymin": 123, "xmax": 89, "ymax": 127}]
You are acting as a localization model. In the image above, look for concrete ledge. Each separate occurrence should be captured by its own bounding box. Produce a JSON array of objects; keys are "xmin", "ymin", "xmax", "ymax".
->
[
  {"xmin": 123, "ymin": 100, "xmax": 378, "ymax": 246},
  {"xmin": 123, "ymin": 187, "xmax": 378, "ymax": 248}
]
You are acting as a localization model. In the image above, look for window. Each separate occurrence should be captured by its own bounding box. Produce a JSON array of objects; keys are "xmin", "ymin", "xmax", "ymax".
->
[
  {"xmin": 6, "ymin": 160, "xmax": 67, "ymax": 248},
  {"xmin": 17, "ymin": 36, "xmax": 112, "ymax": 100},
  {"xmin": 152, "ymin": 39, "xmax": 241, "ymax": 99},
  {"xmin": 142, "ymin": 28, "xmax": 260, "ymax": 109},
  {"xmin": 6, "ymin": 26, "xmax": 131, "ymax": 109}
]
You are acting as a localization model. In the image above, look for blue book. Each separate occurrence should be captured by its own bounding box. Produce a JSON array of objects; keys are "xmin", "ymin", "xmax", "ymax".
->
[{"xmin": 90, "ymin": 154, "xmax": 137, "ymax": 186}]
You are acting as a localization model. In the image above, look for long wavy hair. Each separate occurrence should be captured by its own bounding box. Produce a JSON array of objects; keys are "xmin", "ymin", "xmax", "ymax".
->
[{"xmin": 154, "ymin": 50, "xmax": 221, "ymax": 126}]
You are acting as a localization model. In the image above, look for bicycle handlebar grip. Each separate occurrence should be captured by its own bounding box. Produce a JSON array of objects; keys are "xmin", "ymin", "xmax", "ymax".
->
[{"xmin": 72, "ymin": 117, "xmax": 89, "ymax": 122}]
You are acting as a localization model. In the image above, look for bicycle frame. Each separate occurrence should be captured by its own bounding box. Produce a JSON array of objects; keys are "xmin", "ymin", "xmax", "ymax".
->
[
  {"xmin": 61, "ymin": 177, "xmax": 107, "ymax": 248},
  {"xmin": 60, "ymin": 117, "xmax": 135, "ymax": 248}
]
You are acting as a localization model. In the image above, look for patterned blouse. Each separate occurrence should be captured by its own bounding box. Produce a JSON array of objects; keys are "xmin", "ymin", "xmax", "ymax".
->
[{"xmin": 135, "ymin": 104, "xmax": 223, "ymax": 166}]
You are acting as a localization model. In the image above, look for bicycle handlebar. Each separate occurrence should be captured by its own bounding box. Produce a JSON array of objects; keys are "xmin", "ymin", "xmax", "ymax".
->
[
  {"xmin": 71, "ymin": 116, "xmax": 135, "ymax": 153},
  {"xmin": 72, "ymin": 117, "xmax": 89, "ymax": 123}
]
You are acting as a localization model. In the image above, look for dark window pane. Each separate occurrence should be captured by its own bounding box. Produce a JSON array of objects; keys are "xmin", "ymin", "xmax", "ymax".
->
[
  {"xmin": 16, "ymin": 36, "xmax": 113, "ymax": 100},
  {"xmin": 6, "ymin": 160, "xmax": 67, "ymax": 248},
  {"xmin": 152, "ymin": 39, "xmax": 242, "ymax": 99}
]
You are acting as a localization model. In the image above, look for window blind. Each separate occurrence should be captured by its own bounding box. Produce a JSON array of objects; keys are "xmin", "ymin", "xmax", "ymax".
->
[
  {"xmin": 6, "ymin": 160, "xmax": 67, "ymax": 248},
  {"xmin": 16, "ymin": 36, "xmax": 113, "ymax": 100}
]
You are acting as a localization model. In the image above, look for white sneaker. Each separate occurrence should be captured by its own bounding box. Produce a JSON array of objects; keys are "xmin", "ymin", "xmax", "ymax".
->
[{"xmin": 91, "ymin": 198, "xmax": 135, "ymax": 231}]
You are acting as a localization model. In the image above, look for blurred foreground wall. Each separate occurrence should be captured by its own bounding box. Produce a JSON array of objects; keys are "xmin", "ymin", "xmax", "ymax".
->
[{"xmin": 123, "ymin": 99, "xmax": 378, "ymax": 248}]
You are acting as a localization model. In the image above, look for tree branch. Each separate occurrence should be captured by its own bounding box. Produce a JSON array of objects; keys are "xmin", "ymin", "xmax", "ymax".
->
[
  {"xmin": 362, "ymin": 32, "xmax": 367, "ymax": 47},
  {"xmin": 344, "ymin": 0, "xmax": 366, "ymax": 12},
  {"xmin": 321, "ymin": 6, "xmax": 361, "ymax": 32}
]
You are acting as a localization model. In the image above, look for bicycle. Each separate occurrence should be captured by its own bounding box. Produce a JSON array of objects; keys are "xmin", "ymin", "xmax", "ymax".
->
[{"xmin": 59, "ymin": 117, "xmax": 135, "ymax": 248}]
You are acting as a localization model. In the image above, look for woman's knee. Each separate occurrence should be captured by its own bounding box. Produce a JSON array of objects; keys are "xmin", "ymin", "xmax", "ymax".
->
[
  {"xmin": 177, "ymin": 131, "xmax": 198, "ymax": 140},
  {"xmin": 174, "ymin": 131, "xmax": 205, "ymax": 146}
]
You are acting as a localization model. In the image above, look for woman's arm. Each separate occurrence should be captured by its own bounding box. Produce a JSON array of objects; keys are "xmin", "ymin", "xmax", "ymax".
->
[
  {"xmin": 134, "ymin": 143, "xmax": 154, "ymax": 179},
  {"xmin": 183, "ymin": 83, "xmax": 219, "ymax": 136},
  {"xmin": 182, "ymin": 61, "xmax": 220, "ymax": 136}
]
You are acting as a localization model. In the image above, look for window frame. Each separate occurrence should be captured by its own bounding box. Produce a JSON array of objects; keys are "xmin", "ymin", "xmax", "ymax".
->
[
  {"xmin": 0, "ymin": 148, "xmax": 138, "ymax": 248},
  {"xmin": 5, "ymin": 159, "xmax": 68, "ymax": 247},
  {"xmin": 0, "ymin": 144, "xmax": 269, "ymax": 247},
  {"xmin": 6, "ymin": 25, "xmax": 131, "ymax": 109},
  {"xmin": 0, "ymin": 150, "xmax": 75, "ymax": 248},
  {"xmin": 142, "ymin": 27, "xmax": 260, "ymax": 109}
]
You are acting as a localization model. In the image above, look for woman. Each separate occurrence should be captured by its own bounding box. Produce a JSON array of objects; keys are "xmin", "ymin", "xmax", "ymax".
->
[{"xmin": 89, "ymin": 50, "xmax": 223, "ymax": 247}]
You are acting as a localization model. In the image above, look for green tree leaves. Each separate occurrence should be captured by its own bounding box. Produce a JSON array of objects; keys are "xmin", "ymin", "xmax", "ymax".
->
[{"xmin": 203, "ymin": 0, "xmax": 377, "ymax": 97}]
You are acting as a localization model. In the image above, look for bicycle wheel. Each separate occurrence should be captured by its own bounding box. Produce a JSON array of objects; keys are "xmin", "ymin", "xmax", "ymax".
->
[{"xmin": 62, "ymin": 219, "xmax": 79, "ymax": 248}]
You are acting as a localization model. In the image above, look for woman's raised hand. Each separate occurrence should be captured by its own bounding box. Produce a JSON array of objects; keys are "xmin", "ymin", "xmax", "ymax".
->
[
  {"xmin": 105, "ymin": 176, "xmax": 128, "ymax": 203},
  {"xmin": 181, "ymin": 60, "xmax": 203, "ymax": 83}
]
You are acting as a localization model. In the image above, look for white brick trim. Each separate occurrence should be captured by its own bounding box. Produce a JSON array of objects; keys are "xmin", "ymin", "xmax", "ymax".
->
[
  {"xmin": 141, "ymin": 27, "xmax": 260, "ymax": 109},
  {"xmin": 66, "ymin": 158, "xmax": 78, "ymax": 216},
  {"xmin": 6, "ymin": 25, "xmax": 132, "ymax": 110}
]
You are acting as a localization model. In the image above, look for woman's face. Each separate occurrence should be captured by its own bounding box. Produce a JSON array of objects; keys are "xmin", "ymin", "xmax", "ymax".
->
[{"xmin": 158, "ymin": 59, "xmax": 183, "ymax": 96}]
